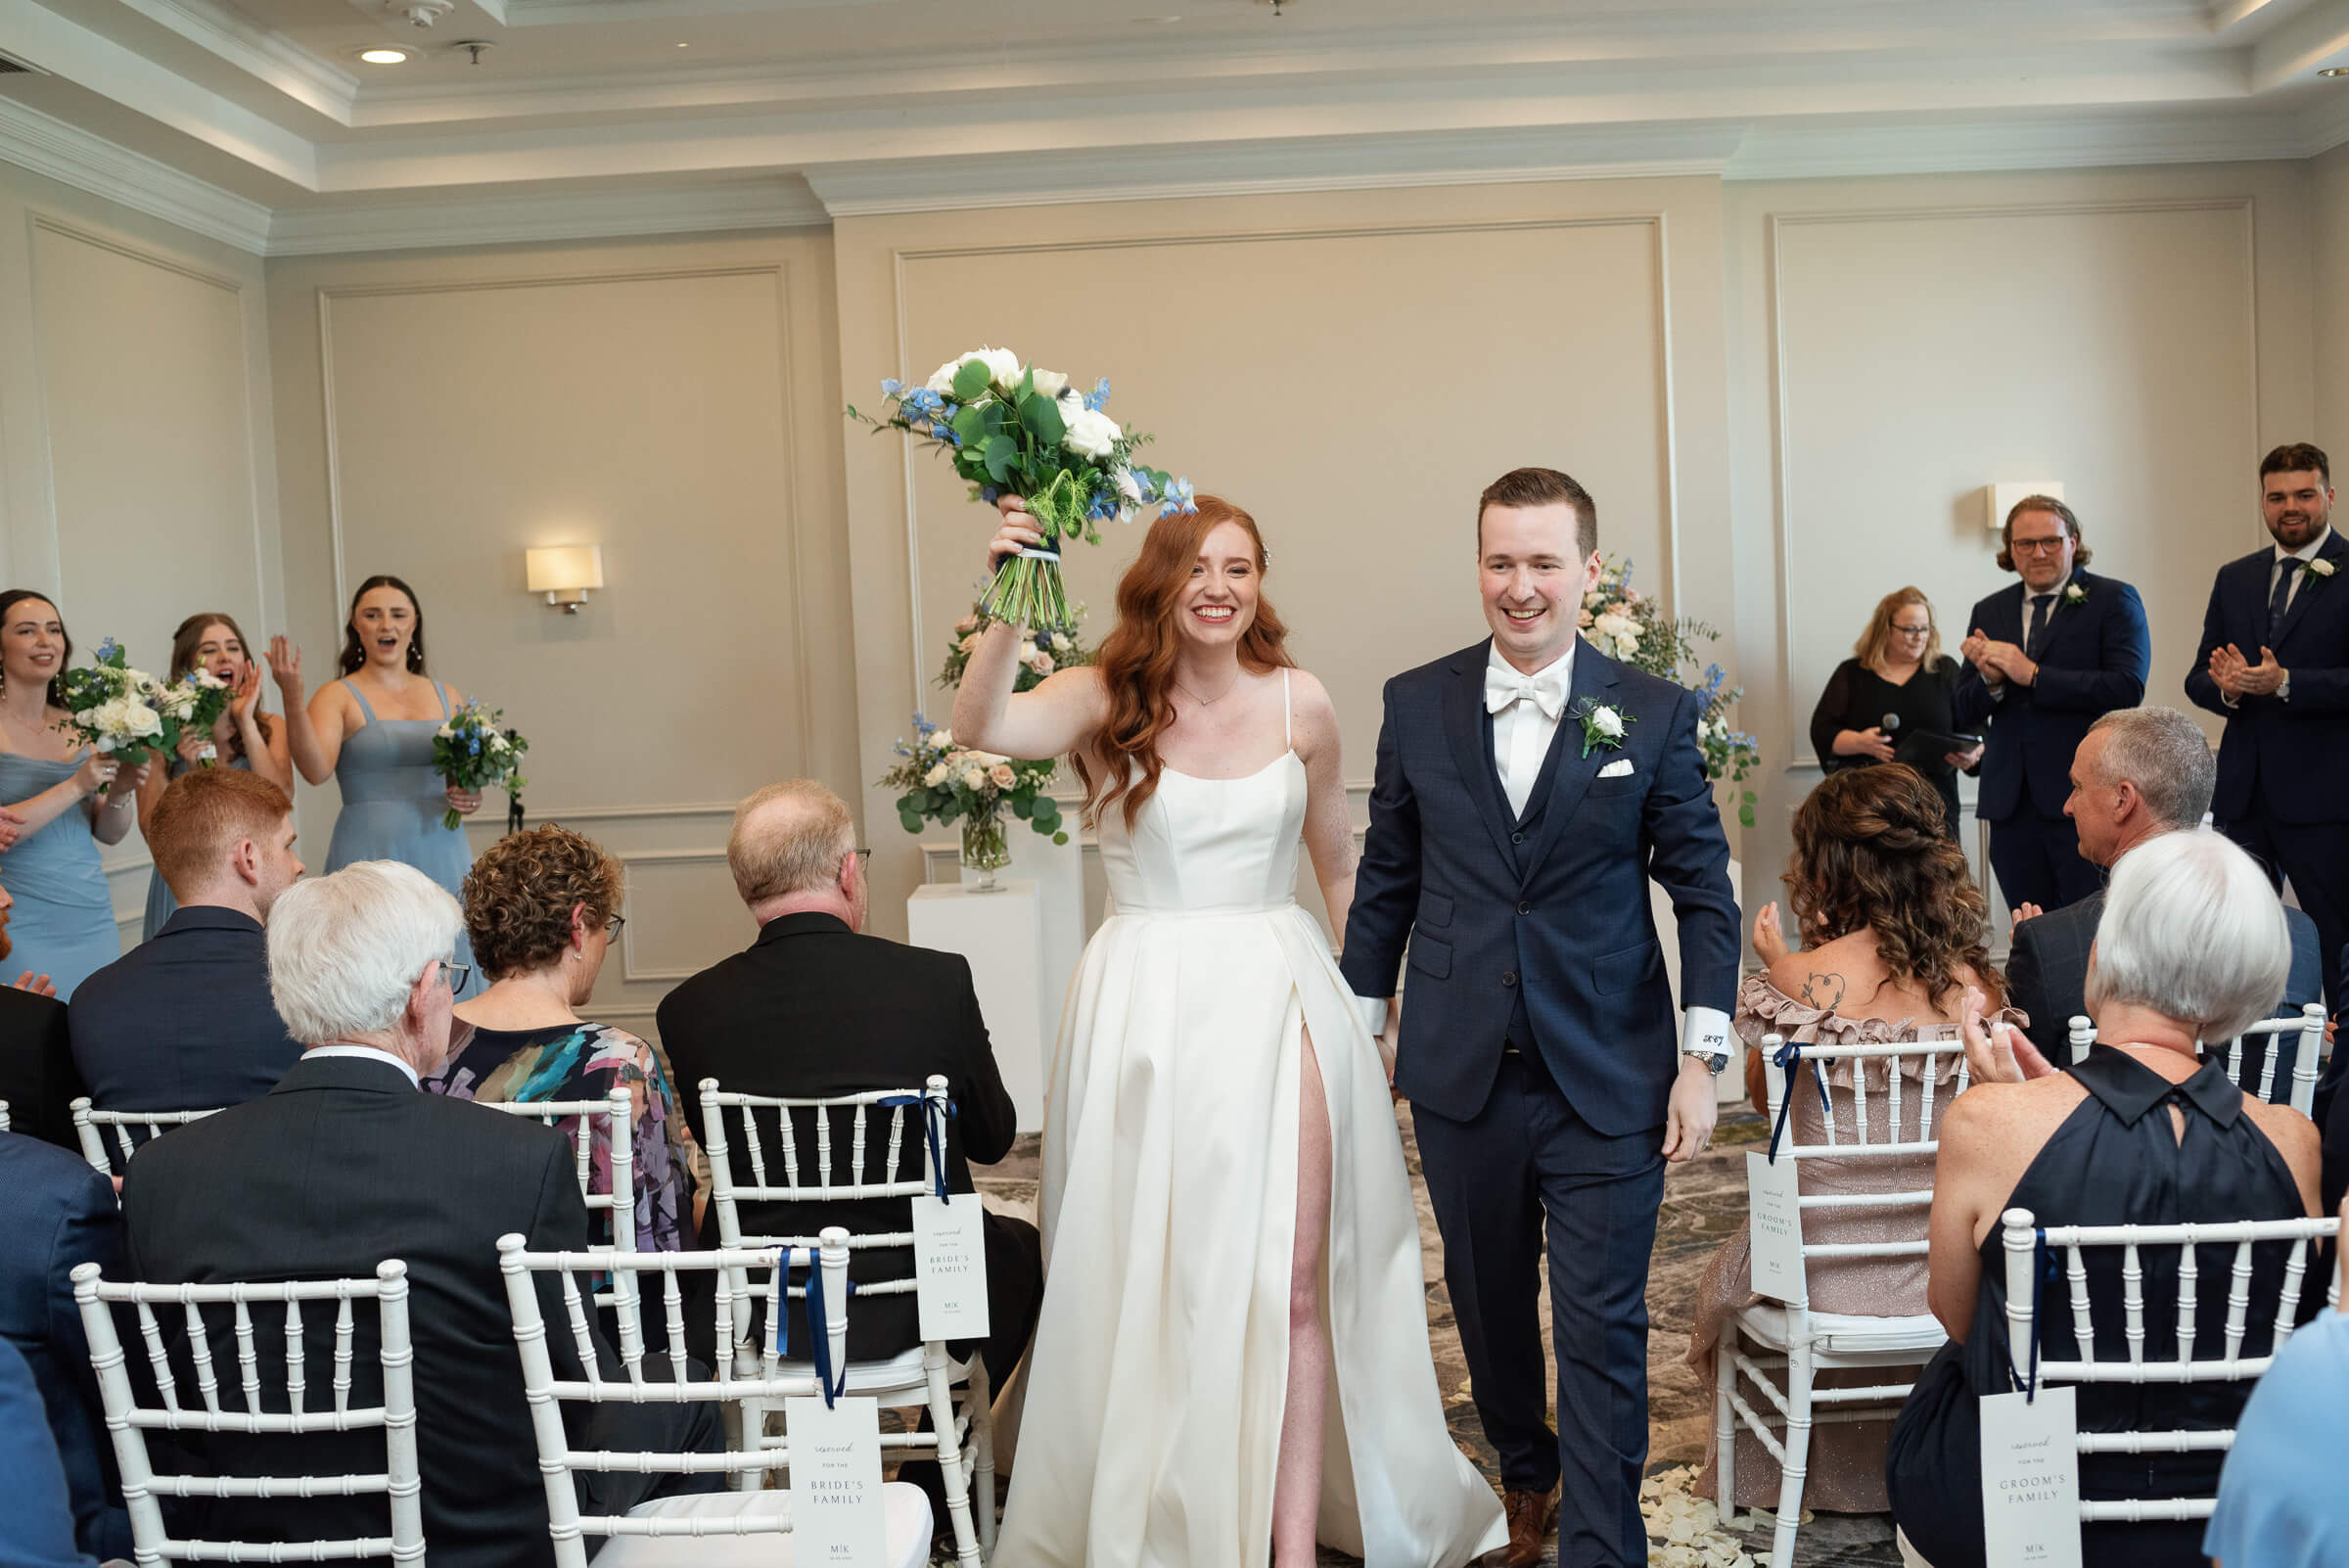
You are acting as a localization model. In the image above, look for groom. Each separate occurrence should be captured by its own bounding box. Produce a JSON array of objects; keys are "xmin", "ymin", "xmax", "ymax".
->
[{"xmin": 1343, "ymin": 467, "xmax": 1739, "ymax": 1568}]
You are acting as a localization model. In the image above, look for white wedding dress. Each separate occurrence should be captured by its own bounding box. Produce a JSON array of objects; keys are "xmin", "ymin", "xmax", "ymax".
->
[{"xmin": 995, "ymin": 675, "xmax": 1507, "ymax": 1568}]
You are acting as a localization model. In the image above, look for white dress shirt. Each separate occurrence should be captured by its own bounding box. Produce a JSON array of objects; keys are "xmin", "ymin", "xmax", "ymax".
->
[{"xmin": 304, "ymin": 1043, "xmax": 421, "ymax": 1087}]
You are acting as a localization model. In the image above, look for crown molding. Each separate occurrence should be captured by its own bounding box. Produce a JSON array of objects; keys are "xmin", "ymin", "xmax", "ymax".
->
[
  {"xmin": 265, "ymin": 176, "xmax": 829, "ymax": 254},
  {"xmin": 0, "ymin": 93, "xmax": 271, "ymax": 253},
  {"xmin": 115, "ymin": 0, "xmax": 359, "ymax": 123},
  {"xmin": 1724, "ymin": 110, "xmax": 2312, "ymax": 180},
  {"xmin": 2305, "ymin": 84, "xmax": 2349, "ymax": 153}
]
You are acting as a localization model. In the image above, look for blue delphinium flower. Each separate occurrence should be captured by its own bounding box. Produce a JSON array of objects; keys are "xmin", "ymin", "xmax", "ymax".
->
[
  {"xmin": 979, "ymin": 485, "xmax": 1001, "ymax": 505},
  {"xmin": 1165, "ymin": 477, "xmax": 1197, "ymax": 514},
  {"xmin": 880, "ymin": 378, "xmax": 902, "ymax": 398},
  {"xmin": 1083, "ymin": 378, "xmax": 1111, "ymax": 412},
  {"xmin": 96, "ymin": 638, "xmax": 120, "ymax": 662}
]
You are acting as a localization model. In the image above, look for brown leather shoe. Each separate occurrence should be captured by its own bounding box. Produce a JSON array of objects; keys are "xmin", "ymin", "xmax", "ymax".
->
[{"xmin": 1487, "ymin": 1484, "xmax": 1560, "ymax": 1568}]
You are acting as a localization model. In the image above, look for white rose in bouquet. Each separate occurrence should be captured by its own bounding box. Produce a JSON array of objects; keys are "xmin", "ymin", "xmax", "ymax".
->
[
  {"xmin": 124, "ymin": 701, "xmax": 162, "ymax": 738},
  {"xmin": 1027, "ymin": 367, "xmax": 1069, "ymax": 400},
  {"xmin": 977, "ymin": 346, "xmax": 1022, "ymax": 390},
  {"xmin": 1591, "ymin": 610, "xmax": 1640, "ymax": 657},
  {"xmin": 924, "ymin": 762, "xmax": 950, "ymax": 787},
  {"xmin": 1050, "ymin": 631, "xmax": 1073, "ymax": 653},
  {"xmin": 924, "ymin": 358, "xmax": 961, "ymax": 394},
  {"xmin": 1063, "ymin": 407, "xmax": 1122, "ymax": 459},
  {"xmin": 932, "ymin": 729, "xmax": 953, "ymax": 749},
  {"xmin": 961, "ymin": 766, "xmax": 988, "ymax": 792},
  {"xmin": 488, "ymin": 732, "xmax": 510, "ymax": 753}
]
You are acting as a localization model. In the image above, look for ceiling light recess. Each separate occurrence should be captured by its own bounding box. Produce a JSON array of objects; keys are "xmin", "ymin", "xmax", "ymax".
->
[
  {"xmin": 2321, "ymin": 66, "xmax": 2349, "ymax": 77},
  {"xmin": 358, "ymin": 46, "xmax": 410, "ymax": 64}
]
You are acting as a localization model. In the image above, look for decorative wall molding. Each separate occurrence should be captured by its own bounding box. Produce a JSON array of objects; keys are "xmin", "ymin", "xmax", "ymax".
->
[
  {"xmin": 1725, "ymin": 112, "xmax": 2312, "ymax": 183},
  {"xmin": 615, "ymin": 846, "xmax": 732, "ymax": 984},
  {"xmin": 115, "ymin": 0, "xmax": 359, "ymax": 122},
  {"xmin": 268, "ymin": 179, "xmax": 829, "ymax": 257},
  {"xmin": 0, "ymin": 95, "xmax": 271, "ymax": 254}
]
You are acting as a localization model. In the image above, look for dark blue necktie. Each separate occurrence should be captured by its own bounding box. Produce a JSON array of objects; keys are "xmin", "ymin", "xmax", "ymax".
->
[
  {"xmin": 2025, "ymin": 593, "xmax": 2053, "ymax": 658},
  {"xmin": 2267, "ymin": 558, "xmax": 2304, "ymax": 641}
]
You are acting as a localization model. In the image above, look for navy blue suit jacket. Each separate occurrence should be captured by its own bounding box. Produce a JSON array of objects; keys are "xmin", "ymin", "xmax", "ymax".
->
[
  {"xmin": 2185, "ymin": 530, "xmax": 2349, "ymax": 824},
  {"xmin": 1953, "ymin": 570, "xmax": 2150, "ymax": 822},
  {"xmin": 69, "ymin": 905, "xmax": 299, "ymax": 1112},
  {"xmin": 0, "ymin": 1132, "xmax": 128, "ymax": 1560},
  {"xmin": 1339, "ymin": 636, "xmax": 1740, "ymax": 1134},
  {"xmin": 0, "ymin": 1335, "xmax": 97, "ymax": 1568}
]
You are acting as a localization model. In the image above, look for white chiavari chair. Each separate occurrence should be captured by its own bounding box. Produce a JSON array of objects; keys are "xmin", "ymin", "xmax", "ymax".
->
[
  {"xmin": 70, "ymin": 1259, "xmax": 424, "ymax": 1566},
  {"xmin": 482, "ymin": 1088, "xmax": 636, "ymax": 1310},
  {"xmin": 1719, "ymin": 1032, "xmax": 1969, "ymax": 1568},
  {"xmin": 497, "ymin": 1227, "xmax": 935, "ymax": 1568},
  {"xmin": 1999, "ymin": 1206, "xmax": 2342, "ymax": 1534},
  {"xmin": 2066, "ymin": 1006, "xmax": 2326, "ymax": 1114},
  {"xmin": 0, "ymin": 1098, "xmax": 11, "ymax": 1132},
  {"xmin": 701, "ymin": 1073, "xmax": 991, "ymax": 1563},
  {"xmin": 70, "ymin": 1097, "xmax": 221, "ymax": 1178}
]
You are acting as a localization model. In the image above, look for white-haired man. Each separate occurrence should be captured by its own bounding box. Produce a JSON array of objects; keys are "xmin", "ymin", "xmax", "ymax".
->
[{"xmin": 121, "ymin": 860, "xmax": 720, "ymax": 1568}]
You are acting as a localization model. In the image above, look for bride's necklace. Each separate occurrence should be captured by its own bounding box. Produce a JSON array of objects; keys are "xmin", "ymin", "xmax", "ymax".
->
[{"xmin": 1174, "ymin": 671, "xmax": 1241, "ymax": 708}]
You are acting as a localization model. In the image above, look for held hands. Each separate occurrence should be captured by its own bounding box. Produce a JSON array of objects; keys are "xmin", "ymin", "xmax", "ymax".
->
[
  {"xmin": 987, "ymin": 495, "xmax": 1040, "ymax": 576},
  {"xmin": 1378, "ymin": 996, "xmax": 1401, "ymax": 1104},
  {"xmin": 1751, "ymin": 900, "xmax": 1791, "ymax": 967},
  {"xmin": 443, "ymin": 785, "xmax": 482, "ymax": 817},
  {"xmin": 2208, "ymin": 643, "xmax": 2285, "ymax": 698},
  {"xmin": 266, "ymin": 636, "xmax": 303, "ymax": 703},
  {"xmin": 1661, "ymin": 1055, "xmax": 1719, "ymax": 1163},
  {"xmin": 1963, "ymin": 628, "xmax": 2036, "ymax": 688},
  {"xmin": 1959, "ymin": 985, "xmax": 2055, "ymax": 1084},
  {"xmin": 1833, "ymin": 727, "xmax": 1897, "ymax": 763}
]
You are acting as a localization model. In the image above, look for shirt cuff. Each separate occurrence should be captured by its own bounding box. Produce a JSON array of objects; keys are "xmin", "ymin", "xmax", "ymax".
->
[
  {"xmin": 1681, "ymin": 1005, "xmax": 1732, "ymax": 1062},
  {"xmin": 2279, "ymin": 673, "xmax": 2291, "ymax": 702},
  {"xmin": 2222, "ymin": 690, "xmax": 2241, "ymax": 709},
  {"xmin": 1354, "ymin": 994, "xmax": 1389, "ymax": 1038}
]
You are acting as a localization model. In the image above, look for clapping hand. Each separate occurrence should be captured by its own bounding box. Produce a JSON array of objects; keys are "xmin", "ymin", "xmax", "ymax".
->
[
  {"xmin": 2209, "ymin": 643, "xmax": 2285, "ymax": 698},
  {"xmin": 266, "ymin": 636, "xmax": 303, "ymax": 703},
  {"xmin": 1751, "ymin": 900, "xmax": 1792, "ymax": 967},
  {"xmin": 1963, "ymin": 628, "xmax": 2036, "ymax": 688},
  {"xmin": 1959, "ymin": 985, "xmax": 2054, "ymax": 1084},
  {"xmin": 226, "ymin": 661, "xmax": 261, "ymax": 729},
  {"xmin": 10, "ymin": 971, "xmax": 55, "ymax": 998}
]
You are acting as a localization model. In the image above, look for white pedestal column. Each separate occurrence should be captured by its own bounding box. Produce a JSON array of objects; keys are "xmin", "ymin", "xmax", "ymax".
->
[{"xmin": 907, "ymin": 878, "xmax": 1048, "ymax": 1131}]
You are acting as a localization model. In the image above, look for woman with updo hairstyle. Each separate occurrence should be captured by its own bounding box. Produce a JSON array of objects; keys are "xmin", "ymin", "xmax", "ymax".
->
[
  {"xmin": 423, "ymin": 824, "xmax": 704, "ymax": 1252},
  {"xmin": 1683, "ymin": 763, "xmax": 2019, "ymax": 1515},
  {"xmin": 134, "ymin": 611, "xmax": 294, "ymax": 941}
]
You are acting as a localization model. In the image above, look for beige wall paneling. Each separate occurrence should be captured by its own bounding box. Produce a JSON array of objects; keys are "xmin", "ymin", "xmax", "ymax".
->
[
  {"xmin": 1727, "ymin": 163, "xmax": 2315, "ymax": 943},
  {"xmin": 2318, "ymin": 146, "xmax": 2349, "ymax": 462},
  {"xmin": 835, "ymin": 176, "xmax": 1737, "ymax": 945},
  {"xmin": 3, "ymin": 178, "xmax": 282, "ymax": 953},
  {"xmin": 265, "ymin": 233, "xmax": 852, "ymax": 1039}
]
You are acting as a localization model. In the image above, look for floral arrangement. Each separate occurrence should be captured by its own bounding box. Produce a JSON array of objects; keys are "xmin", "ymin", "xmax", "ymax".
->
[
  {"xmin": 55, "ymin": 639, "xmax": 229, "ymax": 785},
  {"xmin": 849, "ymin": 347, "xmax": 1194, "ymax": 630},
  {"xmin": 936, "ymin": 597, "xmax": 1093, "ymax": 696},
  {"xmin": 1578, "ymin": 557, "xmax": 1762, "ymax": 826},
  {"xmin": 432, "ymin": 699, "xmax": 529, "ymax": 831},
  {"xmin": 879, "ymin": 715, "xmax": 1068, "ymax": 864}
]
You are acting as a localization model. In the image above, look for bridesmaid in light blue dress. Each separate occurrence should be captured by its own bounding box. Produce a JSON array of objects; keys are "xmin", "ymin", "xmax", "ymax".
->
[
  {"xmin": 271, "ymin": 575, "xmax": 484, "ymax": 996},
  {"xmin": 0, "ymin": 591, "xmax": 152, "ymax": 999},
  {"xmin": 134, "ymin": 612, "xmax": 294, "ymax": 942}
]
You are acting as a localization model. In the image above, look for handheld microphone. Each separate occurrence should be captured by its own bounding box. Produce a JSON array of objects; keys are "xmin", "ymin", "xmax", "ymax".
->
[{"xmin": 1881, "ymin": 713, "xmax": 1901, "ymax": 735}]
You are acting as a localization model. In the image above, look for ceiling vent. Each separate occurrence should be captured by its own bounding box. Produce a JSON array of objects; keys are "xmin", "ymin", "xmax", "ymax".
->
[{"xmin": 0, "ymin": 49, "xmax": 45, "ymax": 75}]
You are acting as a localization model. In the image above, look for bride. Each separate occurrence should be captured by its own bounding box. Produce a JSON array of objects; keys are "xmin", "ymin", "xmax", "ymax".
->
[{"xmin": 955, "ymin": 494, "xmax": 1505, "ymax": 1568}]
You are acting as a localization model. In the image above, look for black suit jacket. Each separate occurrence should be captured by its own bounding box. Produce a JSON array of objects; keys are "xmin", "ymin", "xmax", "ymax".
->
[
  {"xmin": 122, "ymin": 1053, "xmax": 604, "ymax": 1568},
  {"xmin": 1339, "ymin": 636, "xmax": 1740, "ymax": 1132},
  {"xmin": 0, "ymin": 1132, "xmax": 128, "ymax": 1559},
  {"xmin": 1953, "ymin": 570, "xmax": 2151, "ymax": 822},
  {"xmin": 69, "ymin": 906, "xmax": 300, "ymax": 1112},
  {"xmin": 0, "ymin": 986, "xmax": 81, "ymax": 1153},
  {"xmin": 2185, "ymin": 530, "xmax": 2349, "ymax": 824},
  {"xmin": 2007, "ymin": 884, "xmax": 2324, "ymax": 1066},
  {"xmin": 656, "ymin": 912, "xmax": 1018, "ymax": 1357}
]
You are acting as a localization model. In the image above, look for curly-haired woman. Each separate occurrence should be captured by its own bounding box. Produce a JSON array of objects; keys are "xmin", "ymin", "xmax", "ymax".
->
[
  {"xmin": 425, "ymin": 824, "xmax": 705, "ymax": 1252},
  {"xmin": 1685, "ymin": 762, "xmax": 2020, "ymax": 1514}
]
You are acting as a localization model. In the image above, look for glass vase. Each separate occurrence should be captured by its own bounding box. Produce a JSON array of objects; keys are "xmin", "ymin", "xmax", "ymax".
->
[{"xmin": 960, "ymin": 811, "xmax": 1011, "ymax": 892}]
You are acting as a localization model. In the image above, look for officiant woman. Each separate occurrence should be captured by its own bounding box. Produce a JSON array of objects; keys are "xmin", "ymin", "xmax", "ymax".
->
[{"xmin": 1809, "ymin": 586, "xmax": 1980, "ymax": 837}]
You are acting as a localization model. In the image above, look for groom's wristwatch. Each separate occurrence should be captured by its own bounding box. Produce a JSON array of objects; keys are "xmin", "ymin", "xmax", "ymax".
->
[{"xmin": 1682, "ymin": 1046, "xmax": 1729, "ymax": 1076}]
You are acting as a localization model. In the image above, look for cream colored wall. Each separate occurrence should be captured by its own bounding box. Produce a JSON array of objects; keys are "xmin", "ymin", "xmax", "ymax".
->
[
  {"xmin": 0, "ymin": 159, "xmax": 281, "ymax": 953},
  {"xmin": 1725, "ymin": 163, "xmax": 2316, "ymax": 939},
  {"xmin": 833, "ymin": 177, "xmax": 1737, "ymax": 943},
  {"xmin": 2318, "ymin": 145, "xmax": 2349, "ymax": 463},
  {"xmin": 263, "ymin": 232, "xmax": 856, "ymax": 1040}
]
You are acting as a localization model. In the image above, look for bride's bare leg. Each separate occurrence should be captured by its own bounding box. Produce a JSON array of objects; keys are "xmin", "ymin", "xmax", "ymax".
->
[{"xmin": 1272, "ymin": 1027, "xmax": 1333, "ymax": 1568}]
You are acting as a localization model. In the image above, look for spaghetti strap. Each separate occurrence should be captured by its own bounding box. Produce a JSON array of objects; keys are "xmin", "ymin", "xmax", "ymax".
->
[
  {"xmin": 1281, "ymin": 669, "xmax": 1292, "ymax": 750},
  {"xmin": 341, "ymin": 678, "xmax": 378, "ymax": 725},
  {"xmin": 435, "ymin": 682, "xmax": 452, "ymax": 719}
]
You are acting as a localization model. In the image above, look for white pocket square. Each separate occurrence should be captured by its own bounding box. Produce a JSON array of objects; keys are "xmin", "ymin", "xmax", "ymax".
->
[{"xmin": 1597, "ymin": 759, "xmax": 1635, "ymax": 779}]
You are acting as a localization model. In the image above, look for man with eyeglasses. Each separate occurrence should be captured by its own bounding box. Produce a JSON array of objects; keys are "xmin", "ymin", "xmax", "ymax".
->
[{"xmin": 1956, "ymin": 495, "xmax": 2150, "ymax": 915}]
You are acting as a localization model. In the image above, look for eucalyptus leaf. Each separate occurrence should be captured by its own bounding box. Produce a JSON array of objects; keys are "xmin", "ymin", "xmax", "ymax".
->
[
  {"xmin": 951, "ymin": 358, "xmax": 991, "ymax": 401},
  {"xmin": 1022, "ymin": 392, "xmax": 1067, "ymax": 444}
]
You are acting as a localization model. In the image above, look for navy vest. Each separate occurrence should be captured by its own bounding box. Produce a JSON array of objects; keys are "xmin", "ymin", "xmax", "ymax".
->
[{"xmin": 1484, "ymin": 706, "xmax": 1575, "ymax": 1045}]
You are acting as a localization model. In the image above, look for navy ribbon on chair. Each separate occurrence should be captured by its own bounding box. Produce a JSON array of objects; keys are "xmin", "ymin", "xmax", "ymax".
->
[
  {"xmin": 878, "ymin": 1092, "xmax": 958, "ymax": 1200},
  {"xmin": 806, "ymin": 1260, "xmax": 853, "ymax": 1408},
  {"xmin": 1767, "ymin": 1038, "xmax": 1806, "ymax": 1164},
  {"xmin": 2002, "ymin": 1232, "xmax": 2054, "ymax": 1403}
]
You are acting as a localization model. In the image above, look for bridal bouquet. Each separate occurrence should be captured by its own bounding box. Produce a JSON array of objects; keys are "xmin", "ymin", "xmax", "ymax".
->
[
  {"xmin": 54, "ymin": 640, "xmax": 231, "ymax": 785},
  {"xmin": 879, "ymin": 715, "xmax": 1068, "ymax": 854},
  {"xmin": 849, "ymin": 348, "xmax": 1194, "ymax": 629},
  {"xmin": 1579, "ymin": 558, "xmax": 1763, "ymax": 826},
  {"xmin": 433, "ymin": 700, "xmax": 529, "ymax": 831}
]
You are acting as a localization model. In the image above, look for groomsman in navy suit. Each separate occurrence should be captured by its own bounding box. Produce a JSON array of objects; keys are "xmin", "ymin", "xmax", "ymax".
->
[
  {"xmin": 1344, "ymin": 468, "xmax": 1739, "ymax": 1568},
  {"xmin": 1954, "ymin": 496, "xmax": 2150, "ymax": 913},
  {"xmin": 2186, "ymin": 443, "xmax": 2349, "ymax": 1011}
]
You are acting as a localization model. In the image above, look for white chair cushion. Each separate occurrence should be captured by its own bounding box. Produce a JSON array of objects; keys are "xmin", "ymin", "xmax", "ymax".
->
[
  {"xmin": 600, "ymin": 1481, "xmax": 934, "ymax": 1568},
  {"xmin": 768, "ymin": 1347, "xmax": 971, "ymax": 1399},
  {"xmin": 1732, "ymin": 1303, "xmax": 1949, "ymax": 1357}
]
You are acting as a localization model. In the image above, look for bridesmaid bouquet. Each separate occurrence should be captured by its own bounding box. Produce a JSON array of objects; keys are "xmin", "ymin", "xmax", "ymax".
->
[
  {"xmin": 1578, "ymin": 558, "xmax": 1764, "ymax": 826},
  {"xmin": 878, "ymin": 715, "xmax": 1067, "ymax": 847},
  {"xmin": 849, "ymin": 348, "xmax": 1194, "ymax": 629},
  {"xmin": 54, "ymin": 640, "xmax": 230, "ymax": 784},
  {"xmin": 936, "ymin": 597, "xmax": 1093, "ymax": 696},
  {"xmin": 433, "ymin": 700, "xmax": 529, "ymax": 831}
]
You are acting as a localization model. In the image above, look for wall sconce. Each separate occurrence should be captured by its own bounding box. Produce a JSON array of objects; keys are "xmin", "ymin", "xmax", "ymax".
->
[
  {"xmin": 1986, "ymin": 481, "xmax": 2065, "ymax": 532},
  {"xmin": 526, "ymin": 545, "xmax": 605, "ymax": 613}
]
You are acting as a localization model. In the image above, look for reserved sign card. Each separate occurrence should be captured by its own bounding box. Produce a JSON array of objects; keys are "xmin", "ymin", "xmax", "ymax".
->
[
  {"xmin": 787, "ymin": 1394, "xmax": 887, "ymax": 1563},
  {"xmin": 1745, "ymin": 1151, "xmax": 1804, "ymax": 1303},
  {"xmin": 912, "ymin": 1192, "xmax": 990, "ymax": 1340},
  {"xmin": 1979, "ymin": 1387, "xmax": 2084, "ymax": 1568}
]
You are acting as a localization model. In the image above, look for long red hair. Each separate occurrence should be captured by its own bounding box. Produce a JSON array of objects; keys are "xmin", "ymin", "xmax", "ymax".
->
[{"xmin": 1076, "ymin": 496, "xmax": 1292, "ymax": 829}]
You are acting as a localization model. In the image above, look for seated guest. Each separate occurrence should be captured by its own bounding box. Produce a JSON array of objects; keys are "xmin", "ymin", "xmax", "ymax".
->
[
  {"xmin": 69, "ymin": 769, "xmax": 303, "ymax": 1112},
  {"xmin": 0, "ymin": 1125, "xmax": 128, "ymax": 1559},
  {"xmin": 0, "ymin": 880, "xmax": 80, "ymax": 1152},
  {"xmin": 426, "ymin": 824, "xmax": 705, "ymax": 1253},
  {"xmin": 1809, "ymin": 587, "xmax": 1980, "ymax": 834},
  {"xmin": 1888, "ymin": 830, "xmax": 2322, "ymax": 1568},
  {"xmin": 658, "ymin": 780, "xmax": 1041, "ymax": 1520},
  {"xmin": 1687, "ymin": 763, "xmax": 2010, "ymax": 1514},
  {"xmin": 0, "ymin": 1336, "xmax": 101, "ymax": 1568},
  {"xmin": 122, "ymin": 860, "xmax": 718, "ymax": 1568},
  {"xmin": 2201, "ymin": 1210, "xmax": 2349, "ymax": 1568},
  {"xmin": 2007, "ymin": 706, "xmax": 2321, "ymax": 1069}
]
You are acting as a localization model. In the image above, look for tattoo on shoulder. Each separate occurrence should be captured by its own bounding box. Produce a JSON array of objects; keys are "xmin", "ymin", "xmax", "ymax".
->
[{"xmin": 1799, "ymin": 972, "xmax": 1847, "ymax": 1010}]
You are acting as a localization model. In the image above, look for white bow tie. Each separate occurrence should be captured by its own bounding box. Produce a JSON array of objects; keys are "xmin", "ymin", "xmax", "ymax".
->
[{"xmin": 1485, "ymin": 666, "xmax": 1566, "ymax": 720}]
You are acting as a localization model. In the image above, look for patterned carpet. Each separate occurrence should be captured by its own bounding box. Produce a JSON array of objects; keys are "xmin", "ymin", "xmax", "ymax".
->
[{"xmin": 971, "ymin": 1108, "xmax": 1906, "ymax": 1567}]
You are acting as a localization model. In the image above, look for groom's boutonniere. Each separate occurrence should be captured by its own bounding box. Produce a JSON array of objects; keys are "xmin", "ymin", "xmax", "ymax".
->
[
  {"xmin": 1573, "ymin": 697, "xmax": 1633, "ymax": 759},
  {"xmin": 2061, "ymin": 581, "xmax": 2089, "ymax": 607},
  {"xmin": 2309, "ymin": 558, "xmax": 2335, "ymax": 585}
]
